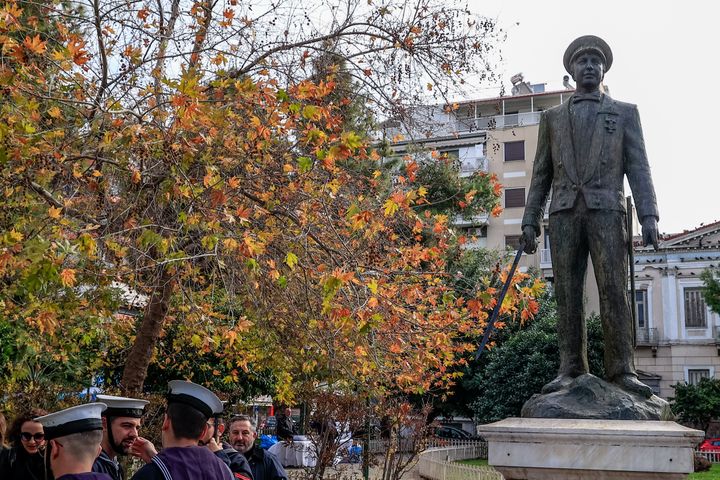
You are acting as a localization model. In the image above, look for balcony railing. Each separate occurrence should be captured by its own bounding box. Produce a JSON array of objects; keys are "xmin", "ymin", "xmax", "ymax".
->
[
  {"xmin": 472, "ymin": 112, "xmax": 542, "ymax": 131},
  {"xmin": 460, "ymin": 157, "xmax": 489, "ymax": 176},
  {"xmin": 636, "ymin": 328, "xmax": 659, "ymax": 346},
  {"xmin": 540, "ymin": 248, "xmax": 552, "ymax": 268}
]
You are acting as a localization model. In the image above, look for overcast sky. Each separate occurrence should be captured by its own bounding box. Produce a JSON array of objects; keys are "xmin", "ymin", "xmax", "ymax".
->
[{"xmin": 464, "ymin": 0, "xmax": 718, "ymax": 235}]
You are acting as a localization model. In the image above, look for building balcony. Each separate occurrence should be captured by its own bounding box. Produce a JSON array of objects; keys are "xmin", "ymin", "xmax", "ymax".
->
[
  {"xmin": 454, "ymin": 112, "xmax": 542, "ymax": 132},
  {"xmin": 459, "ymin": 156, "xmax": 489, "ymax": 177},
  {"xmin": 540, "ymin": 248, "xmax": 552, "ymax": 269},
  {"xmin": 636, "ymin": 328, "xmax": 659, "ymax": 346}
]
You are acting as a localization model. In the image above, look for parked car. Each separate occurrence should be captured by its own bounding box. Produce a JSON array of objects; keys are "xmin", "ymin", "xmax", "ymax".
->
[
  {"xmin": 432, "ymin": 425, "xmax": 475, "ymax": 440},
  {"xmin": 699, "ymin": 438, "xmax": 720, "ymax": 452}
]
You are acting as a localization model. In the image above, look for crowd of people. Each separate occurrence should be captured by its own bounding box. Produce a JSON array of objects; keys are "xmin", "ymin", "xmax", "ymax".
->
[{"xmin": 0, "ymin": 380, "xmax": 288, "ymax": 480}]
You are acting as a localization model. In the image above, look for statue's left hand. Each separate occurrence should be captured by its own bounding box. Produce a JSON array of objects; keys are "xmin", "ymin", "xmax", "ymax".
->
[{"xmin": 641, "ymin": 216, "xmax": 659, "ymax": 250}]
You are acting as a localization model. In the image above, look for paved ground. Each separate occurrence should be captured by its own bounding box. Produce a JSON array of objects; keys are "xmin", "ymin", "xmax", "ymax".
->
[{"xmin": 285, "ymin": 456, "xmax": 422, "ymax": 480}]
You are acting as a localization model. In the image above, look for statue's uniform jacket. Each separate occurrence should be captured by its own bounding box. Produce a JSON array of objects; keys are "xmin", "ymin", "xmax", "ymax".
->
[
  {"xmin": 521, "ymin": 93, "xmax": 659, "ymax": 379},
  {"xmin": 522, "ymin": 94, "xmax": 658, "ymax": 231}
]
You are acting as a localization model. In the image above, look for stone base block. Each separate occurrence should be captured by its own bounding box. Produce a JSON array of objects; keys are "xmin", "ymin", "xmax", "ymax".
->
[{"xmin": 478, "ymin": 418, "xmax": 703, "ymax": 480}]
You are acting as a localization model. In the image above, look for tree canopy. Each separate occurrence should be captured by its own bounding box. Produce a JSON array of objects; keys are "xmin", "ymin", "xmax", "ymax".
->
[
  {"xmin": 701, "ymin": 268, "xmax": 720, "ymax": 315},
  {"xmin": 0, "ymin": 0, "xmax": 535, "ymax": 409},
  {"xmin": 670, "ymin": 378, "xmax": 720, "ymax": 433}
]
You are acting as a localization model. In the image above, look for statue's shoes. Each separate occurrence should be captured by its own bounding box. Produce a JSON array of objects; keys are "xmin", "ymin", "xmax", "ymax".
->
[
  {"xmin": 540, "ymin": 374, "xmax": 574, "ymax": 394},
  {"xmin": 613, "ymin": 374, "xmax": 653, "ymax": 398}
]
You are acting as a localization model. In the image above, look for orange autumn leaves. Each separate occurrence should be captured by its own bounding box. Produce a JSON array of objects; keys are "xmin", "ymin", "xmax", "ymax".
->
[{"xmin": 0, "ymin": 1, "xmax": 541, "ymax": 401}]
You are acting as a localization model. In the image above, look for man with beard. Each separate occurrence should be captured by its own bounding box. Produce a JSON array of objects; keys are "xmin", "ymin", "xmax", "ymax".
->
[
  {"xmin": 35, "ymin": 403, "xmax": 112, "ymax": 480},
  {"xmin": 92, "ymin": 395, "xmax": 149, "ymax": 480},
  {"xmin": 199, "ymin": 415, "xmax": 253, "ymax": 480},
  {"xmin": 228, "ymin": 416, "xmax": 286, "ymax": 480}
]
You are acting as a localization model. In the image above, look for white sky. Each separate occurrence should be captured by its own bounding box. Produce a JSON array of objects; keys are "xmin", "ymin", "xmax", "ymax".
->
[{"xmin": 465, "ymin": 0, "xmax": 719, "ymax": 235}]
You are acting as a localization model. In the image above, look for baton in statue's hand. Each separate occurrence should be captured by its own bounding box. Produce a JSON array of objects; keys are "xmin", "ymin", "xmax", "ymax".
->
[{"xmin": 474, "ymin": 239, "xmax": 525, "ymax": 360}]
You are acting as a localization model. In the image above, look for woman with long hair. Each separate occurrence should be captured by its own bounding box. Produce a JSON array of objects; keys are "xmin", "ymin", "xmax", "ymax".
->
[{"xmin": 0, "ymin": 408, "xmax": 51, "ymax": 480}]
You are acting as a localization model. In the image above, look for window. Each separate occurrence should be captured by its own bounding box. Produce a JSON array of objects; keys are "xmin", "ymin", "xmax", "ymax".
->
[
  {"xmin": 505, "ymin": 188, "xmax": 526, "ymax": 208},
  {"xmin": 684, "ymin": 288, "xmax": 707, "ymax": 328},
  {"xmin": 505, "ymin": 235, "xmax": 522, "ymax": 249},
  {"xmin": 461, "ymin": 225, "xmax": 487, "ymax": 238},
  {"xmin": 687, "ymin": 369, "xmax": 711, "ymax": 385},
  {"xmin": 504, "ymin": 141, "xmax": 525, "ymax": 161},
  {"xmin": 440, "ymin": 149, "xmax": 459, "ymax": 161},
  {"xmin": 635, "ymin": 289, "xmax": 648, "ymax": 329}
]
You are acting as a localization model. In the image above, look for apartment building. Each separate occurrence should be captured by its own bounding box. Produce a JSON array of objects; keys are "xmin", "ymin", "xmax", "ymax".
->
[{"xmin": 382, "ymin": 76, "xmax": 575, "ymax": 278}]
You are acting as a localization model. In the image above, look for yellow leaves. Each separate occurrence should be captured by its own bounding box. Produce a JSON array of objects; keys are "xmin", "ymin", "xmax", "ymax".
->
[
  {"xmin": 131, "ymin": 169, "xmax": 141, "ymax": 184},
  {"xmin": 48, "ymin": 106, "xmax": 62, "ymax": 119},
  {"xmin": 48, "ymin": 206, "xmax": 62, "ymax": 219},
  {"xmin": 284, "ymin": 252, "xmax": 298, "ymax": 270},
  {"xmin": 302, "ymin": 105, "xmax": 322, "ymax": 121},
  {"xmin": 368, "ymin": 279, "xmax": 378, "ymax": 295},
  {"xmin": 383, "ymin": 198, "xmax": 399, "ymax": 217},
  {"xmin": 8, "ymin": 229, "xmax": 23, "ymax": 243},
  {"xmin": 2, "ymin": 3, "xmax": 23, "ymax": 24},
  {"xmin": 59, "ymin": 268, "xmax": 76, "ymax": 287}
]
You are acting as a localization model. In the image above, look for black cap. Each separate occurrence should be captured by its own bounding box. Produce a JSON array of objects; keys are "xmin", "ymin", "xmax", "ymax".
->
[{"xmin": 563, "ymin": 35, "xmax": 613, "ymax": 74}]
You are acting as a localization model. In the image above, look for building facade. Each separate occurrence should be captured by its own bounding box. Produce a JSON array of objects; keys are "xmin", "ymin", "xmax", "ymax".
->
[{"xmin": 633, "ymin": 222, "xmax": 720, "ymax": 398}]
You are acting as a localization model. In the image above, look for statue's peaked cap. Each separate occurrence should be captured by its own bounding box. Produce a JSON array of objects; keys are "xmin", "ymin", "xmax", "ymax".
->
[{"xmin": 563, "ymin": 35, "xmax": 613, "ymax": 74}]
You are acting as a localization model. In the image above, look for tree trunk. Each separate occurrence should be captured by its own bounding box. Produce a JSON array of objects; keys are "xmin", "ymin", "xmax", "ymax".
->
[{"xmin": 121, "ymin": 268, "xmax": 175, "ymax": 394}]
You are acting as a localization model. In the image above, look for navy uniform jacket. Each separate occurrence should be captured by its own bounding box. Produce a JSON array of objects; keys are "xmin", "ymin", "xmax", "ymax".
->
[
  {"xmin": 92, "ymin": 450, "xmax": 123, "ymax": 480},
  {"xmin": 522, "ymin": 94, "xmax": 658, "ymax": 234},
  {"xmin": 244, "ymin": 446, "xmax": 287, "ymax": 480},
  {"xmin": 214, "ymin": 442, "xmax": 253, "ymax": 480},
  {"xmin": 130, "ymin": 446, "xmax": 233, "ymax": 480},
  {"xmin": 57, "ymin": 474, "xmax": 113, "ymax": 480}
]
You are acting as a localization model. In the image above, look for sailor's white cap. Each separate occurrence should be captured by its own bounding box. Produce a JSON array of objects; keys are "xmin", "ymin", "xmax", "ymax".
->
[
  {"xmin": 35, "ymin": 403, "xmax": 107, "ymax": 440},
  {"xmin": 95, "ymin": 395, "xmax": 149, "ymax": 418},
  {"xmin": 167, "ymin": 380, "xmax": 223, "ymax": 418}
]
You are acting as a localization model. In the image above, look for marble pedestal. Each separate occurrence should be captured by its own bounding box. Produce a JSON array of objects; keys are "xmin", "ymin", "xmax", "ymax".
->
[{"xmin": 478, "ymin": 418, "xmax": 703, "ymax": 480}]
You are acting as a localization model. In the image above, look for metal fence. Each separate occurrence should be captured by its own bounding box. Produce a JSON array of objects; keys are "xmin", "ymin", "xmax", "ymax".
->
[
  {"xmin": 416, "ymin": 443, "xmax": 502, "ymax": 480},
  {"xmin": 695, "ymin": 450, "xmax": 720, "ymax": 463}
]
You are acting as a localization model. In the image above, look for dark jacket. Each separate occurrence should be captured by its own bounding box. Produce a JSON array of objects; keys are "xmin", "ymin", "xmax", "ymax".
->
[
  {"xmin": 243, "ymin": 446, "xmax": 287, "ymax": 480},
  {"xmin": 0, "ymin": 445, "xmax": 48, "ymax": 480},
  {"xmin": 130, "ymin": 446, "xmax": 233, "ymax": 480},
  {"xmin": 522, "ymin": 94, "xmax": 658, "ymax": 233},
  {"xmin": 92, "ymin": 450, "xmax": 123, "ymax": 480},
  {"xmin": 57, "ymin": 474, "xmax": 113, "ymax": 480},
  {"xmin": 274, "ymin": 415, "xmax": 293, "ymax": 442},
  {"xmin": 214, "ymin": 443, "xmax": 253, "ymax": 480}
]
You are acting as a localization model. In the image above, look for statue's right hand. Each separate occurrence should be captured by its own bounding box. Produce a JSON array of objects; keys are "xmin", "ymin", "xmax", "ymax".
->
[{"xmin": 519, "ymin": 225, "xmax": 538, "ymax": 254}]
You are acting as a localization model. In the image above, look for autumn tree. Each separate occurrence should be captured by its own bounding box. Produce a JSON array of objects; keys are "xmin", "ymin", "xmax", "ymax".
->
[
  {"xmin": 0, "ymin": 0, "xmax": 535, "ymax": 409},
  {"xmin": 701, "ymin": 268, "xmax": 720, "ymax": 315}
]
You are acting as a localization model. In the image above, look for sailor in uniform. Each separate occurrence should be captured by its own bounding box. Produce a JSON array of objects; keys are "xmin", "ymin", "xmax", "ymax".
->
[
  {"xmin": 129, "ymin": 380, "xmax": 234, "ymax": 480},
  {"xmin": 35, "ymin": 403, "xmax": 113, "ymax": 480},
  {"xmin": 91, "ymin": 395, "xmax": 149, "ymax": 480}
]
